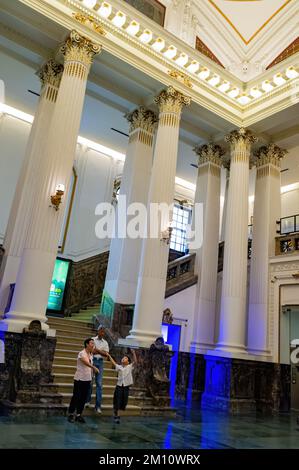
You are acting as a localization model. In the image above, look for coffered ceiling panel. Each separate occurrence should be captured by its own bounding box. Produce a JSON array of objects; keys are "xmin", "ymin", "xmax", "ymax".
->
[{"xmin": 208, "ymin": 0, "xmax": 291, "ymax": 44}]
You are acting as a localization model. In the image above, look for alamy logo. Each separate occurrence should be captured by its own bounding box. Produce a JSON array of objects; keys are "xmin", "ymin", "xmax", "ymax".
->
[{"xmin": 95, "ymin": 196, "xmax": 204, "ymax": 250}]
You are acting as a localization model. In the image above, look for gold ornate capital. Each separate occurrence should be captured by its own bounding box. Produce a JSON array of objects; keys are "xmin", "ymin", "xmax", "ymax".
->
[
  {"xmin": 193, "ymin": 143, "xmax": 225, "ymax": 167},
  {"xmin": 154, "ymin": 86, "xmax": 191, "ymax": 114},
  {"xmin": 61, "ymin": 30, "xmax": 101, "ymax": 66},
  {"xmin": 225, "ymin": 128, "xmax": 257, "ymax": 147},
  {"xmin": 37, "ymin": 59, "xmax": 64, "ymax": 88},
  {"xmin": 225, "ymin": 128, "xmax": 257, "ymax": 162},
  {"xmin": 125, "ymin": 107, "xmax": 158, "ymax": 134},
  {"xmin": 255, "ymin": 143, "xmax": 287, "ymax": 168}
]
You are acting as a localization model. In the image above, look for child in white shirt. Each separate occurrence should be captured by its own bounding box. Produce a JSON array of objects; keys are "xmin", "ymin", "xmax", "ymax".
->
[{"xmin": 108, "ymin": 349, "xmax": 137, "ymax": 423}]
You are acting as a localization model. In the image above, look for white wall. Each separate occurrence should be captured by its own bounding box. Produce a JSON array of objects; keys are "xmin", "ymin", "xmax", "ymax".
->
[
  {"xmin": 282, "ymin": 189, "xmax": 299, "ymax": 218},
  {"xmin": 62, "ymin": 146, "xmax": 123, "ymax": 261},
  {"xmin": 0, "ymin": 114, "xmax": 31, "ymax": 243}
]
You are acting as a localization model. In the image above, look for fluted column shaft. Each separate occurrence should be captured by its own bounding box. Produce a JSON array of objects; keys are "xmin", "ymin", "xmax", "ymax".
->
[
  {"xmin": 248, "ymin": 144, "xmax": 286, "ymax": 355},
  {"xmin": 104, "ymin": 107, "xmax": 157, "ymax": 305},
  {"xmin": 220, "ymin": 164, "xmax": 230, "ymax": 242},
  {"xmin": 217, "ymin": 128, "xmax": 257, "ymax": 353},
  {"xmin": 122, "ymin": 87, "xmax": 190, "ymax": 347},
  {"xmin": 191, "ymin": 144, "xmax": 224, "ymax": 352},
  {"xmin": 1, "ymin": 31, "xmax": 100, "ymax": 333},
  {"xmin": 0, "ymin": 60, "xmax": 63, "ymax": 314}
]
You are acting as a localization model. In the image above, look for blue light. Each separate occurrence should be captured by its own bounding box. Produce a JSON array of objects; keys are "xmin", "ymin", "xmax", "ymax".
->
[{"xmin": 163, "ymin": 323, "xmax": 181, "ymax": 406}]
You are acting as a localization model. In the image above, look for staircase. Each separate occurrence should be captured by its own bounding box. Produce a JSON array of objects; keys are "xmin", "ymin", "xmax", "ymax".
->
[
  {"xmin": 66, "ymin": 304, "xmax": 101, "ymax": 324},
  {"xmin": 47, "ymin": 316, "xmax": 142, "ymax": 416}
]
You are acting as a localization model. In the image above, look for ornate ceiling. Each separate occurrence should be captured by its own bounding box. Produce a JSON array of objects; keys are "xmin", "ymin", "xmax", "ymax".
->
[
  {"xmin": 208, "ymin": 0, "xmax": 291, "ymax": 45},
  {"xmin": 179, "ymin": 0, "xmax": 298, "ymax": 80}
]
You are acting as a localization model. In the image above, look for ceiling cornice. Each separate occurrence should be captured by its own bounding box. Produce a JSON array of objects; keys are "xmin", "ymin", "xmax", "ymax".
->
[{"xmin": 14, "ymin": 0, "xmax": 299, "ymax": 128}]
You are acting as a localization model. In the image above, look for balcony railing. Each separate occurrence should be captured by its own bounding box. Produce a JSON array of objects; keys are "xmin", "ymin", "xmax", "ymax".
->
[
  {"xmin": 166, "ymin": 253, "xmax": 197, "ymax": 297},
  {"xmin": 277, "ymin": 214, "xmax": 299, "ymax": 235}
]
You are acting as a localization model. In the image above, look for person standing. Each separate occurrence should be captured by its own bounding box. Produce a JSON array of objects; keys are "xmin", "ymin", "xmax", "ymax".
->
[
  {"xmin": 88, "ymin": 325, "xmax": 109, "ymax": 414},
  {"xmin": 67, "ymin": 338, "xmax": 99, "ymax": 424},
  {"xmin": 108, "ymin": 349, "xmax": 137, "ymax": 424}
]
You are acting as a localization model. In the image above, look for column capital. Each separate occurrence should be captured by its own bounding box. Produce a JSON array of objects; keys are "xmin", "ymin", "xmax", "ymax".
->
[
  {"xmin": 61, "ymin": 30, "xmax": 101, "ymax": 66},
  {"xmin": 154, "ymin": 86, "xmax": 191, "ymax": 114},
  {"xmin": 193, "ymin": 143, "xmax": 225, "ymax": 167},
  {"xmin": 255, "ymin": 143, "xmax": 287, "ymax": 168},
  {"xmin": 225, "ymin": 128, "xmax": 257, "ymax": 147},
  {"xmin": 37, "ymin": 59, "xmax": 64, "ymax": 88},
  {"xmin": 125, "ymin": 107, "xmax": 158, "ymax": 134}
]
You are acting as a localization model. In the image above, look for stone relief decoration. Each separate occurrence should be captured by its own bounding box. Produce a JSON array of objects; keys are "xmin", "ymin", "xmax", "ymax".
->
[
  {"xmin": 124, "ymin": 0, "xmax": 166, "ymax": 26},
  {"xmin": 147, "ymin": 336, "xmax": 171, "ymax": 405},
  {"xmin": 162, "ymin": 308, "xmax": 173, "ymax": 324},
  {"xmin": 167, "ymin": 70, "xmax": 193, "ymax": 89},
  {"xmin": 72, "ymin": 12, "xmax": 107, "ymax": 36},
  {"xmin": 195, "ymin": 37, "xmax": 224, "ymax": 68}
]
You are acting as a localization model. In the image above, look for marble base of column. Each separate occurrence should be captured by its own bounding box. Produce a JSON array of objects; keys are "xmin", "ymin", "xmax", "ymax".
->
[{"xmin": 0, "ymin": 249, "xmax": 55, "ymax": 333}]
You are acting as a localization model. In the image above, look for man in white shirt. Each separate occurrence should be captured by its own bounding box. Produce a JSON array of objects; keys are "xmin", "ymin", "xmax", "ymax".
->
[{"xmin": 88, "ymin": 325, "xmax": 109, "ymax": 414}]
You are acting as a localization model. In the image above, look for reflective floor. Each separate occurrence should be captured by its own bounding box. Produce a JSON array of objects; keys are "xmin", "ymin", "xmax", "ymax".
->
[{"xmin": 0, "ymin": 403, "xmax": 299, "ymax": 449}]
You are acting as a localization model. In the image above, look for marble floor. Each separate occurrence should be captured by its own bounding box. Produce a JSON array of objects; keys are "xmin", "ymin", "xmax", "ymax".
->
[{"xmin": 0, "ymin": 403, "xmax": 299, "ymax": 449}]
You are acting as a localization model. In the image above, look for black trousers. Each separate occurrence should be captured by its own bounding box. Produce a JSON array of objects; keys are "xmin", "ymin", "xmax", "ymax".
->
[
  {"xmin": 113, "ymin": 385, "xmax": 130, "ymax": 413},
  {"xmin": 68, "ymin": 380, "xmax": 91, "ymax": 415}
]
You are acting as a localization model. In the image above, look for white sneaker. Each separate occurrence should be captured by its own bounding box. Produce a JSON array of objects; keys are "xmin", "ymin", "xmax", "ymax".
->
[{"xmin": 95, "ymin": 408, "xmax": 102, "ymax": 414}]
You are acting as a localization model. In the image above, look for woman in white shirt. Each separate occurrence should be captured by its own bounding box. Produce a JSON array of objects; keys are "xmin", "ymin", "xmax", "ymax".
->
[{"xmin": 108, "ymin": 349, "xmax": 137, "ymax": 424}]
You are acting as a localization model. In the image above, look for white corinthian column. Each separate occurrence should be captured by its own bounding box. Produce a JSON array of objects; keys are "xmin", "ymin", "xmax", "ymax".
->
[
  {"xmin": 191, "ymin": 143, "xmax": 224, "ymax": 353},
  {"xmin": 103, "ymin": 107, "xmax": 157, "ymax": 307},
  {"xmin": 217, "ymin": 128, "xmax": 257, "ymax": 354},
  {"xmin": 248, "ymin": 144, "xmax": 287, "ymax": 355},
  {"xmin": 0, "ymin": 60, "xmax": 63, "ymax": 314},
  {"xmin": 0, "ymin": 31, "xmax": 100, "ymax": 333},
  {"xmin": 121, "ymin": 87, "xmax": 190, "ymax": 347}
]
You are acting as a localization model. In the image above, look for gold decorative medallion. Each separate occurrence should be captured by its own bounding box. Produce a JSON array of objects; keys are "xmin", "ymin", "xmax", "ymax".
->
[
  {"xmin": 72, "ymin": 13, "xmax": 106, "ymax": 36},
  {"xmin": 167, "ymin": 70, "xmax": 193, "ymax": 89}
]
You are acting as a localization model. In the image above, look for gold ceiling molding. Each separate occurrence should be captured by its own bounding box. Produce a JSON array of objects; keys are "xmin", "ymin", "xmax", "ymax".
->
[
  {"xmin": 72, "ymin": 12, "xmax": 106, "ymax": 35},
  {"xmin": 208, "ymin": 0, "xmax": 292, "ymax": 45},
  {"xmin": 167, "ymin": 70, "xmax": 193, "ymax": 88}
]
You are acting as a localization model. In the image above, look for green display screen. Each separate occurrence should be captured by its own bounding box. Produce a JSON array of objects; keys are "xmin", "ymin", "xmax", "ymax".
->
[{"xmin": 47, "ymin": 259, "xmax": 70, "ymax": 311}]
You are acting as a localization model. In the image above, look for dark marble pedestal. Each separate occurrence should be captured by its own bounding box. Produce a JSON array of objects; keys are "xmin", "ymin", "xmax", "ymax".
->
[
  {"xmin": 201, "ymin": 355, "xmax": 291, "ymax": 414},
  {"xmin": 0, "ymin": 324, "xmax": 66, "ymax": 417}
]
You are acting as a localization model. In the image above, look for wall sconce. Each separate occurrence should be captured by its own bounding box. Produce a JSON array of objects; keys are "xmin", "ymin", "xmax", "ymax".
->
[
  {"xmin": 50, "ymin": 184, "xmax": 65, "ymax": 211},
  {"xmin": 160, "ymin": 226, "xmax": 173, "ymax": 245}
]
